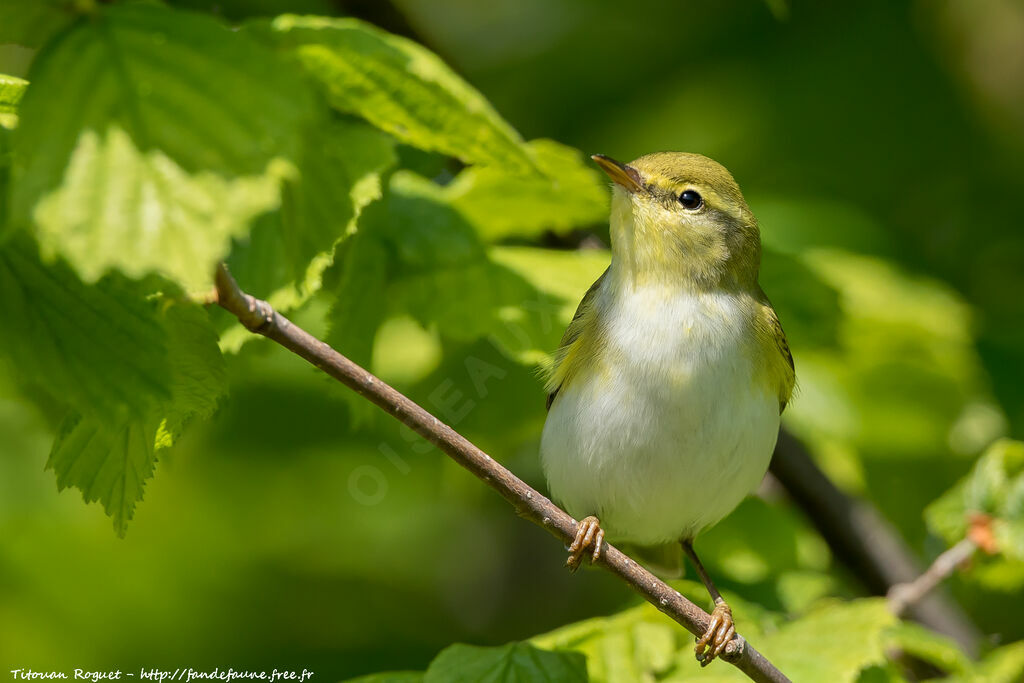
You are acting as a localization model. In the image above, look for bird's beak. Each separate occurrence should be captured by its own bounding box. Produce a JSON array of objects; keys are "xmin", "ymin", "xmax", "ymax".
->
[{"xmin": 591, "ymin": 154, "xmax": 645, "ymax": 194}]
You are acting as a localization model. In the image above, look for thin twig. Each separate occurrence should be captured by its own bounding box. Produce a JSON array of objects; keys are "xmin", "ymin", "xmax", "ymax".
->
[
  {"xmin": 213, "ymin": 264, "xmax": 791, "ymax": 683},
  {"xmin": 887, "ymin": 538, "xmax": 977, "ymax": 617}
]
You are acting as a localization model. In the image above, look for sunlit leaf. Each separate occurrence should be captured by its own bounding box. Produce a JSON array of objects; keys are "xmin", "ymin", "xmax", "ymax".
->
[
  {"xmin": 532, "ymin": 595, "xmax": 894, "ymax": 683},
  {"xmin": 47, "ymin": 411, "xmax": 162, "ymax": 536},
  {"xmin": 787, "ymin": 250, "xmax": 996, "ymax": 465},
  {"xmin": 946, "ymin": 641, "xmax": 1024, "ymax": 683},
  {"xmin": 255, "ymin": 15, "xmax": 538, "ymax": 174},
  {"xmin": 0, "ymin": 74, "xmax": 28, "ymax": 129},
  {"xmin": 33, "ymin": 127, "xmax": 291, "ymax": 292},
  {"xmin": 685, "ymin": 599, "xmax": 897, "ymax": 683},
  {"xmin": 10, "ymin": 2, "xmax": 317, "ymax": 290},
  {"xmin": 220, "ymin": 118, "xmax": 396, "ymax": 352},
  {"xmin": 444, "ymin": 139, "xmax": 607, "ymax": 241},
  {"xmin": 424, "ymin": 642, "xmax": 587, "ymax": 683}
]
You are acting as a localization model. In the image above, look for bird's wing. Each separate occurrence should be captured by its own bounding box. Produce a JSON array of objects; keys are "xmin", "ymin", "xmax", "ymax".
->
[
  {"xmin": 757, "ymin": 291, "xmax": 795, "ymax": 413},
  {"xmin": 545, "ymin": 267, "xmax": 608, "ymax": 410}
]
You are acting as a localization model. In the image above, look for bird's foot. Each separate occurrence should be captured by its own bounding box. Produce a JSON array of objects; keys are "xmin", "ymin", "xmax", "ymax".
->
[
  {"xmin": 695, "ymin": 601, "xmax": 735, "ymax": 666},
  {"xmin": 566, "ymin": 515, "xmax": 605, "ymax": 572}
]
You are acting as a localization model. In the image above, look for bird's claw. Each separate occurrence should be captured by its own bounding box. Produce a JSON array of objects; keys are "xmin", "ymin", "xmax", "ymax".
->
[
  {"xmin": 695, "ymin": 601, "xmax": 735, "ymax": 666},
  {"xmin": 566, "ymin": 515, "xmax": 604, "ymax": 572}
]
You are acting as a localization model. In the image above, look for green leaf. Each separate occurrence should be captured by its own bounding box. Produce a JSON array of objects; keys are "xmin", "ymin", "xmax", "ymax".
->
[
  {"xmin": 326, "ymin": 231, "xmax": 391, "ymax": 371},
  {"xmin": 223, "ymin": 118, "xmax": 396, "ymax": 338},
  {"xmin": 533, "ymin": 596, "xmax": 894, "ymax": 683},
  {"xmin": 423, "ymin": 642, "xmax": 588, "ymax": 683},
  {"xmin": 46, "ymin": 298, "xmax": 227, "ymax": 535},
  {"xmin": 1, "ymin": 119, "xmax": 12, "ymax": 227},
  {"xmin": 532, "ymin": 606, "xmax": 683, "ymax": 682},
  {"xmin": 341, "ymin": 675, "xmax": 423, "ymax": 683},
  {"xmin": 925, "ymin": 439, "xmax": 1024, "ymax": 559},
  {"xmin": 854, "ymin": 665, "xmax": 906, "ymax": 683},
  {"xmin": 10, "ymin": 2, "xmax": 317, "ymax": 290},
  {"xmin": 882, "ymin": 621, "xmax": 971, "ymax": 676},
  {"xmin": 47, "ymin": 411, "xmax": 162, "ymax": 536},
  {"xmin": 323, "ymin": 230, "xmax": 391, "ymax": 424},
  {"xmin": 33, "ymin": 127, "xmax": 292, "ymax": 292},
  {"xmin": 323, "ymin": 169, "xmax": 607, "ymax": 413},
  {"xmin": 160, "ymin": 299, "xmax": 229, "ymax": 433},
  {"xmin": 443, "ymin": 139, "xmax": 608, "ymax": 241},
  {"xmin": 488, "ymin": 246, "xmax": 611, "ymax": 364},
  {"xmin": 256, "ymin": 15, "xmax": 537, "ymax": 174},
  {"xmin": 323, "ymin": 164, "xmax": 609, "ymax": 369},
  {"xmin": 0, "ymin": 74, "xmax": 28, "ymax": 129},
  {"xmin": 788, "ymin": 250, "xmax": 992, "ymax": 467},
  {"xmin": 532, "ymin": 586, "xmax": 781, "ymax": 683},
  {"xmin": 758, "ymin": 247, "xmax": 841, "ymax": 351},
  {"xmin": 276, "ymin": 119, "xmax": 396, "ymax": 276},
  {"xmin": 0, "ymin": 0, "xmax": 74, "ymax": 49},
  {"xmin": 946, "ymin": 641, "xmax": 1024, "ymax": 683},
  {"xmin": 752, "ymin": 599, "xmax": 897, "ymax": 683},
  {"xmin": 0, "ymin": 237, "xmax": 170, "ymax": 420}
]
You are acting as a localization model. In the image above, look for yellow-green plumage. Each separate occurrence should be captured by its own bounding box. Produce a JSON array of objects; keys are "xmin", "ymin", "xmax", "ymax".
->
[{"xmin": 541, "ymin": 152, "xmax": 794, "ymax": 550}]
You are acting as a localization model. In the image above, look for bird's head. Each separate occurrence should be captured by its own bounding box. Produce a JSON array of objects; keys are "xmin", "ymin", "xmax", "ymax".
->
[{"xmin": 592, "ymin": 152, "xmax": 760, "ymax": 291}]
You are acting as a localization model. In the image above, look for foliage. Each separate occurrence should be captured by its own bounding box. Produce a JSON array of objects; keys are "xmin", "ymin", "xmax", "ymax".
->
[
  {"xmin": 531, "ymin": 591, "xmax": 896, "ymax": 683},
  {"xmin": 927, "ymin": 439, "xmax": 1024, "ymax": 572},
  {"xmin": 251, "ymin": 14, "xmax": 539, "ymax": 174},
  {"xmin": 342, "ymin": 642, "xmax": 586, "ymax": 683},
  {"xmin": 2, "ymin": 0, "xmax": 1023, "ymax": 681}
]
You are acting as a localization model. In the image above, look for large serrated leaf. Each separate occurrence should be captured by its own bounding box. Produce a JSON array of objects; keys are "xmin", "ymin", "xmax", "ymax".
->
[
  {"xmin": 424, "ymin": 642, "xmax": 587, "ymax": 683},
  {"xmin": 33, "ymin": 127, "xmax": 292, "ymax": 292},
  {"xmin": 256, "ymin": 15, "xmax": 538, "ymax": 174},
  {"xmin": 224, "ymin": 118, "xmax": 396, "ymax": 328},
  {"xmin": 47, "ymin": 412, "xmax": 162, "ymax": 536},
  {"xmin": 10, "ymin": 2, "xmax": 317, "ymax": 291},
  {"xmin": 0, "ymin": 237, "xmax": 170, "ymax": 420},
  {"xmin": 161, "ymin": 300, "xmax": 228, "ymax": 433},
  {"xmin": 444, "ymin": 139, "xmax": 608, "ymax": 241},
  {"xmin": 46, "ymin": 298, "xmax": 227, "ymax": 536},
  {"xmin": 740, "ymin": 599, "xmax": 896, "ymax": 683},
  {"xmin": 533, "ymin": 594, "xmax": 894, "ymax": 683},
  {"xmin": 330, "ymin": 170, "xmax": 608, "ymax": 372},
  {"xmin": 532, "ymin": 585, "xmax": 779, "ymax": 683}
]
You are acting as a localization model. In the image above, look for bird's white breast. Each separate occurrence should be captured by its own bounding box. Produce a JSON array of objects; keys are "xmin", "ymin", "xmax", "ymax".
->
[{"xmin": 540, "ymin": 281, "xmax": 780, "ymax": 545}]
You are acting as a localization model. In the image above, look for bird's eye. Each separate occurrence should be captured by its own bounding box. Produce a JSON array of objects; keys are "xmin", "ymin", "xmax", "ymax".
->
[{"xmin": 678, "ymin": 190, "xmax": 703, "ymax": 210}]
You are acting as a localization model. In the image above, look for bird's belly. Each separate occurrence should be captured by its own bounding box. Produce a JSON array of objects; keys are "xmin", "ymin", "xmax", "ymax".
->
[{"xmin": 541, "ymin": 310, "xmax": 780, "ymax": 545}]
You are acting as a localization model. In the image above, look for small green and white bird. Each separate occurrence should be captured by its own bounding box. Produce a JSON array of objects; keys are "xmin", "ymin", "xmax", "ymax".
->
[{"xmin": 541, "ymin": 152, "xmax": 795, "ymax": 665}]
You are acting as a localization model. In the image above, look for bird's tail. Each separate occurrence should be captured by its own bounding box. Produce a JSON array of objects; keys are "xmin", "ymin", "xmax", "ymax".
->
[{"xmin": 617, "ymin": 541, "xmax": 685, "ymax": 580}]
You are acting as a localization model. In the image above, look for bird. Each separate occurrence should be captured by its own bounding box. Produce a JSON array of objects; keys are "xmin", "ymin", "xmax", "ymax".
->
[{"xmin": 540, "ymin": 151, "xmax": 794, "ymax": 666}]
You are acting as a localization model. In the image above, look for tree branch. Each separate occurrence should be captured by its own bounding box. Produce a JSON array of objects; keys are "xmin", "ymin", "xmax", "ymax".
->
[
  {"xmin": 886, "ymin": 538, "xmax": 977, "ymax": 618},
  {"xmin": 213, "ymin": 264, "xmax": 791, "ymax": 683}
]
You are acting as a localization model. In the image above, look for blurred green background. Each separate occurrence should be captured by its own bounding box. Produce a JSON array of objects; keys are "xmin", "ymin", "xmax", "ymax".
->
[{"xmin": 2, "ymin": 0, "xmax": 1024, "ymax": 679}]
